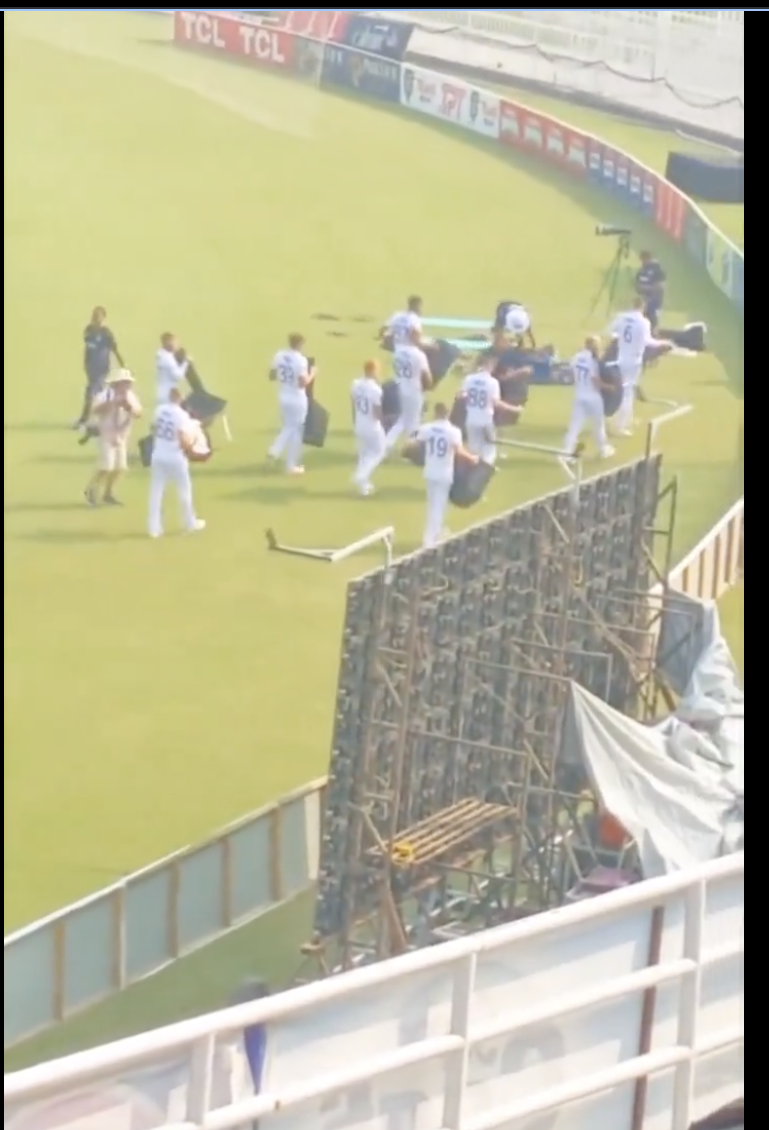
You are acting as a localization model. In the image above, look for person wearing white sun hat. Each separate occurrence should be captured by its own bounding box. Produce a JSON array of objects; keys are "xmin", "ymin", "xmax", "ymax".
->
[{"xmin": 84, "ymin": 369, "xmax": 142, "ymax": 507}]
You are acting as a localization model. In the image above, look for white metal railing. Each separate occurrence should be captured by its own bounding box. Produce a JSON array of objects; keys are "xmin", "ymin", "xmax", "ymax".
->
[
  {"xmin": 4, "ymin": 780, "xmax": 325, "ymax": 1048},
  {"xmin": 669, "ymin": 497, "xmax": 744, "ymax": 602},
  {"xmin": 4, "ymin": 852, "xmax": 744, "ymax": 1130}
]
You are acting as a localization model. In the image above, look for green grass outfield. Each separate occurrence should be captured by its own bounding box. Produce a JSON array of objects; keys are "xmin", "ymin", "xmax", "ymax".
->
[
  {"xmin": 5, "ymin": 11, "xmax": 743, "ymax": 938},
  {"xmin": 4, "ymin": 11, "xmax": 743, "ymax": 1070}
]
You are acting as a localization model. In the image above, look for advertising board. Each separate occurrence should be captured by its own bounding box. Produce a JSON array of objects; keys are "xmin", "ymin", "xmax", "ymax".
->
[
  {"xmin": 341, "ymin": 14, "xmax": 414, "ymax": 61},
  {"xmin": 321, "ymin": 45, "xmax": 402, "ymax": 103},
  {"xmin": 400, "ymin": 65, "xmax": 500, "ymax": 139},
  {"xmin": 174, "ymin": 10, "xmax": 293, "ymax": 68}
]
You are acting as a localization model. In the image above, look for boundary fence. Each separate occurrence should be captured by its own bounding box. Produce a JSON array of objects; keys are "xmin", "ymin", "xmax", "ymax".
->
[{"xmin": 4, "ymin": 9, "xmax": 744, "ymax": 1058}]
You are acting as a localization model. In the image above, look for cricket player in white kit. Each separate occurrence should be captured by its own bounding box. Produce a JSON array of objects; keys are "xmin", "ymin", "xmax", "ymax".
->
[
  {"xmin": 461, "ymin": 356, "xmax": 504, "ymax": 465},
  {"xmin": 155, "ymin": 332, "xmax": 189, "ymax": 403},
  {"xmin": 415, "ymin": 403, "xmax": 477, "ymax": 550},
  {"xmin": 563, "ymin": 337, "xmax": 615, "ymax": 460},
  {"xmin": 384, "ymin": 328, "xmax": 432, "ymax": 452},
  {"xmin": 268, "ymin": 333, "xmax": 313, "ymax": 475},
  {"xmin": 148, "ymin": 388, "xmax": 205, "ymax": 538},
  {"xmin": 351, "ymin": 359, "xmax": 386, "ymax": 496},
  {"xmin": 610, "ymin": 295, "xmax": 668, "ymax": 434},
  {"xmin": 382, "ymin": 294, "xmax": 424, "ymax": 348}
]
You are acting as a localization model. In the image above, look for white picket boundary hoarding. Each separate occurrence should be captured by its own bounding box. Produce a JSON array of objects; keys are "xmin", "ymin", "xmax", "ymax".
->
[{"xmin": 4, "ymin": 852, "xmax": 743, "ymax": 1130}]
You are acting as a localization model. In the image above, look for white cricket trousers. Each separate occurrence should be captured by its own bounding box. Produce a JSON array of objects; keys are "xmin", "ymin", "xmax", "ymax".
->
[
  {"xmin": 353, "ymin": 424, "xmax": 386, "ymax": 489},
  {"xmin": 269, "ymin": 396, "xmax": 308, "ymax": 470},
  {"xmin": 616, "ymin": 360, "xmax": 643, "ymax": 431},
  {"xmin": 423, "ymin": 478, "xmax": 451, "ymax": 549},
  {"xmin": 385, "ymin": 390, "xmax": 423, "ymax": 450},
  {"xmin": 149, "ymin": 456, "xmax": 198, "ymax": 536},
  {"xmin": 466, "ymin": 423, "xmax": 496, "ymax": 464},
  {"xmin": 563, "ymin": 394, "xmax": 609, "ymax": 456}
]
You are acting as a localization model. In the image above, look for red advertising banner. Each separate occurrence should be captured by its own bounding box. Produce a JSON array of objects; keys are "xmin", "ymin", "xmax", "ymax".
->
[
  {"xmin": 500, "ymin": 101, "xmax": 586, "ymax": 176},
  {"xmin": 656, "ymin": 180, "xmax": 686, "ymax": 242},
  {"xmin": 273, "ymin": 10, "xmax": 351, "ymax": 41},
  {"xmin": 173, "ymin": 11, "xmax": 294, "ymax": 69}
]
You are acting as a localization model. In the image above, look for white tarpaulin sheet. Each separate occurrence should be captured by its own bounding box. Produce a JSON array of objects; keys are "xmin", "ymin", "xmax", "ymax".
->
[{"xmin": 563, "ymin": 603, "xmax": 743, "ymax": 878}]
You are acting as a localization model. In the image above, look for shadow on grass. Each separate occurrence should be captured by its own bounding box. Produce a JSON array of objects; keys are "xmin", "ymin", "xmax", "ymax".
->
[
  {"xmin": 5, "ymin": 421, "xmax": 72, "ymax": 433},
  {"xmin": 4, "ymin": 500, "xmax": 89, "ymax": 514},
  {"xmin": 15, "ymin": 529, "xmax": 148, "ymax": 545},
  {"xmin": 33, "ymin": 452, "xmax": 92, "ymax": 466}
]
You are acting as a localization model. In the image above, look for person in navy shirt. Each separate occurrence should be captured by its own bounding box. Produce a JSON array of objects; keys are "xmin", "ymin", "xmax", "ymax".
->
[{"xmin": 75, "ymin": 306, "xmax": 124, "ymax": 431}]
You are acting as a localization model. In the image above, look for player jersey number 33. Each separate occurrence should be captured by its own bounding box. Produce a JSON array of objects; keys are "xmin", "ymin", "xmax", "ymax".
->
[{"xmin": 273, "ymin": 350, "xmax": 308, "ymax": 396}]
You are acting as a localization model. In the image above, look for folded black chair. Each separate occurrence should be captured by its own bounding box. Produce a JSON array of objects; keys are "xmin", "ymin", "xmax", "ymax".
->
[
  {"xmin": 656, "ymin": 322, "xmax": 707, "ymax": 352},
  {"xmin": 175, "ymin": 354, "xmax": 232, "ymax": 439},
  {"xmin": 381, "ymin": 379, "xmax": 400, "ymax": 432},
  {"xmin": 138, "ymin": 434, "xmax": 154, "ymax": 468},
  {"xmin": 304, "ymin": 398, "xmax": 330, "ymax": 448},
  {"xmin": 600, "ymin": 362, "xmax": 623, "ymax": 418},
  {"xmin": 428, "ymin": 339, "xmax": 462, "ymax": 384},
  {"xmin": 450, "ymin": 459, "xmax": 495, "ymax": 508}
]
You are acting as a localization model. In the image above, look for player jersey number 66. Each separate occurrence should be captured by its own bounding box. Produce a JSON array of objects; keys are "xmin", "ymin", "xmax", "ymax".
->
[
  {"xmin": 155, "ymin": 415, "xmax": 176, "ymax": 441},
  {"xmin": 395, "ymin": 354, "xmax": 416, "ymax": 381}
]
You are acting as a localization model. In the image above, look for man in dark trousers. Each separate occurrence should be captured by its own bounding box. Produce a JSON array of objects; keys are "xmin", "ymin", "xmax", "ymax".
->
[
  {"xmin": 634, "ymin": 251, "xmax": 666, "ymax": 330},
  {"xmin": 75, "ymin": 306, "xmax": 124, "ymax": 433}
]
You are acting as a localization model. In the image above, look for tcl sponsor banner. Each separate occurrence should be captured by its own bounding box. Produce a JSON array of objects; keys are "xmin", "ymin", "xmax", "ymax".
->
[
  {"xmin": 401, "ymin": 65, "xmax": 500, "ymax": 139},
  {"xmin": 500, "ymin": 101, "xmax": 587, "ymax": 176},
  {"xmin": 341, "ymin": 14, "xmax": 415, "ymax": 61},
  {"xmin": 322, "ymin": 44, "xmax": 402, "ymax": 103},
  {"xmin": 173, "ymin": 10, "xmax": 293, "ymax": 68}
]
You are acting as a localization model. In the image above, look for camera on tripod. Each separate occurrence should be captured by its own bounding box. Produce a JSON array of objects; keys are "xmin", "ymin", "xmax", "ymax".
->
[
  {"xmin": 587, "ymin": 225, "xmax": 633, "ymax": 317},
  {"xmin": 595, "ymin": 224, "xmax": 632, "ymax": 256}
]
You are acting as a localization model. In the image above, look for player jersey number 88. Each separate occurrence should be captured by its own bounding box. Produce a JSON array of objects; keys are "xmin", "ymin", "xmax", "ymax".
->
[{"xmin": 466, "ymin": 387, "xmax": 488, "ymax": 409}]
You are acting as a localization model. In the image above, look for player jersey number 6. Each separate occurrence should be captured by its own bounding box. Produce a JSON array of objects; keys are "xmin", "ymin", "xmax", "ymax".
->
[
  {"xmin": 355, "ymin": 394, "xmax": 370, "ymax": 414},
  {"xmin": 622, "ymin": 321, "xmax": 634, "ymax": 343}
]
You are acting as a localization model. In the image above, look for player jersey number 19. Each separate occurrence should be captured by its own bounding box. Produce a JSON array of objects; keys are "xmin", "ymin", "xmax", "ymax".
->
[{"xmin": 428, "ymin": 434, "xmax": 449, "ymax": 458}]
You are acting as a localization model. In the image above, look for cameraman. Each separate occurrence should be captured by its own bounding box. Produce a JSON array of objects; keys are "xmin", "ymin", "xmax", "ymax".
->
[{"xmin": 635, "ymin": 251, "xmax": 666, "ymax": 330}]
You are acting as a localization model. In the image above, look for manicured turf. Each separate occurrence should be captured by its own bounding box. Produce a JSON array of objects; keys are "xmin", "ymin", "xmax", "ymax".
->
[{"xmin": 5, "ymin": 9, "xmax": 743, "ymax": 946}]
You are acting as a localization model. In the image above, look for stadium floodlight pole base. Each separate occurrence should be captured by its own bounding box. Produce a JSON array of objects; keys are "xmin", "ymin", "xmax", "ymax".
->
[
  {"xmin": 497, "ymin": 437, "xmax": 582, "ymax": 481},
  {"xmin": 644, "ymin": 402, "xmax": 694, "ymax": 458},
  {"xmin": 265, "ymin": 526, "xmax": 394, "ymax": 568}
]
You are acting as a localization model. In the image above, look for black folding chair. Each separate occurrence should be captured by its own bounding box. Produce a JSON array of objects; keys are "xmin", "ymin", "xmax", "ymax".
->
[
  {"xmin": 304, "ymin": 398, "xmax": 330, "ymax": 448},
  {"xmin": 450, "ymin": 460, "xmax": 495, "ymax": 508}
]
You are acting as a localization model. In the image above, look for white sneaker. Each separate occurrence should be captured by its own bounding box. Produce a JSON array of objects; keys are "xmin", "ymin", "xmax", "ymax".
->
[
  {"xmin": 617, "ymin": 428, "xmax": 633, "ymax": 437},
  {"xmin": 600, "ymin": 445, "xmax": 616, "ymax": 459},
  {"xmin": 288, "ymin": 466, "xmax": 305, "ymax": 476},
  {"xmin": 149, "ymin": 530, "xmax": 162, "ymax": 539},
  {"xmin": 359, "ymin": 483, "xmax": 374, "ymax": 497},
  {"xmin": 187, "ymin": 519, "xmax": 206, "ymax": 533}
]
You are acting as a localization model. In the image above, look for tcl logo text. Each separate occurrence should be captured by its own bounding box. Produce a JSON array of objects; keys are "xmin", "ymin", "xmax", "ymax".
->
[{"xmin": 175, "ymin": 12, "xmax": 289, "ymax": 66}]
